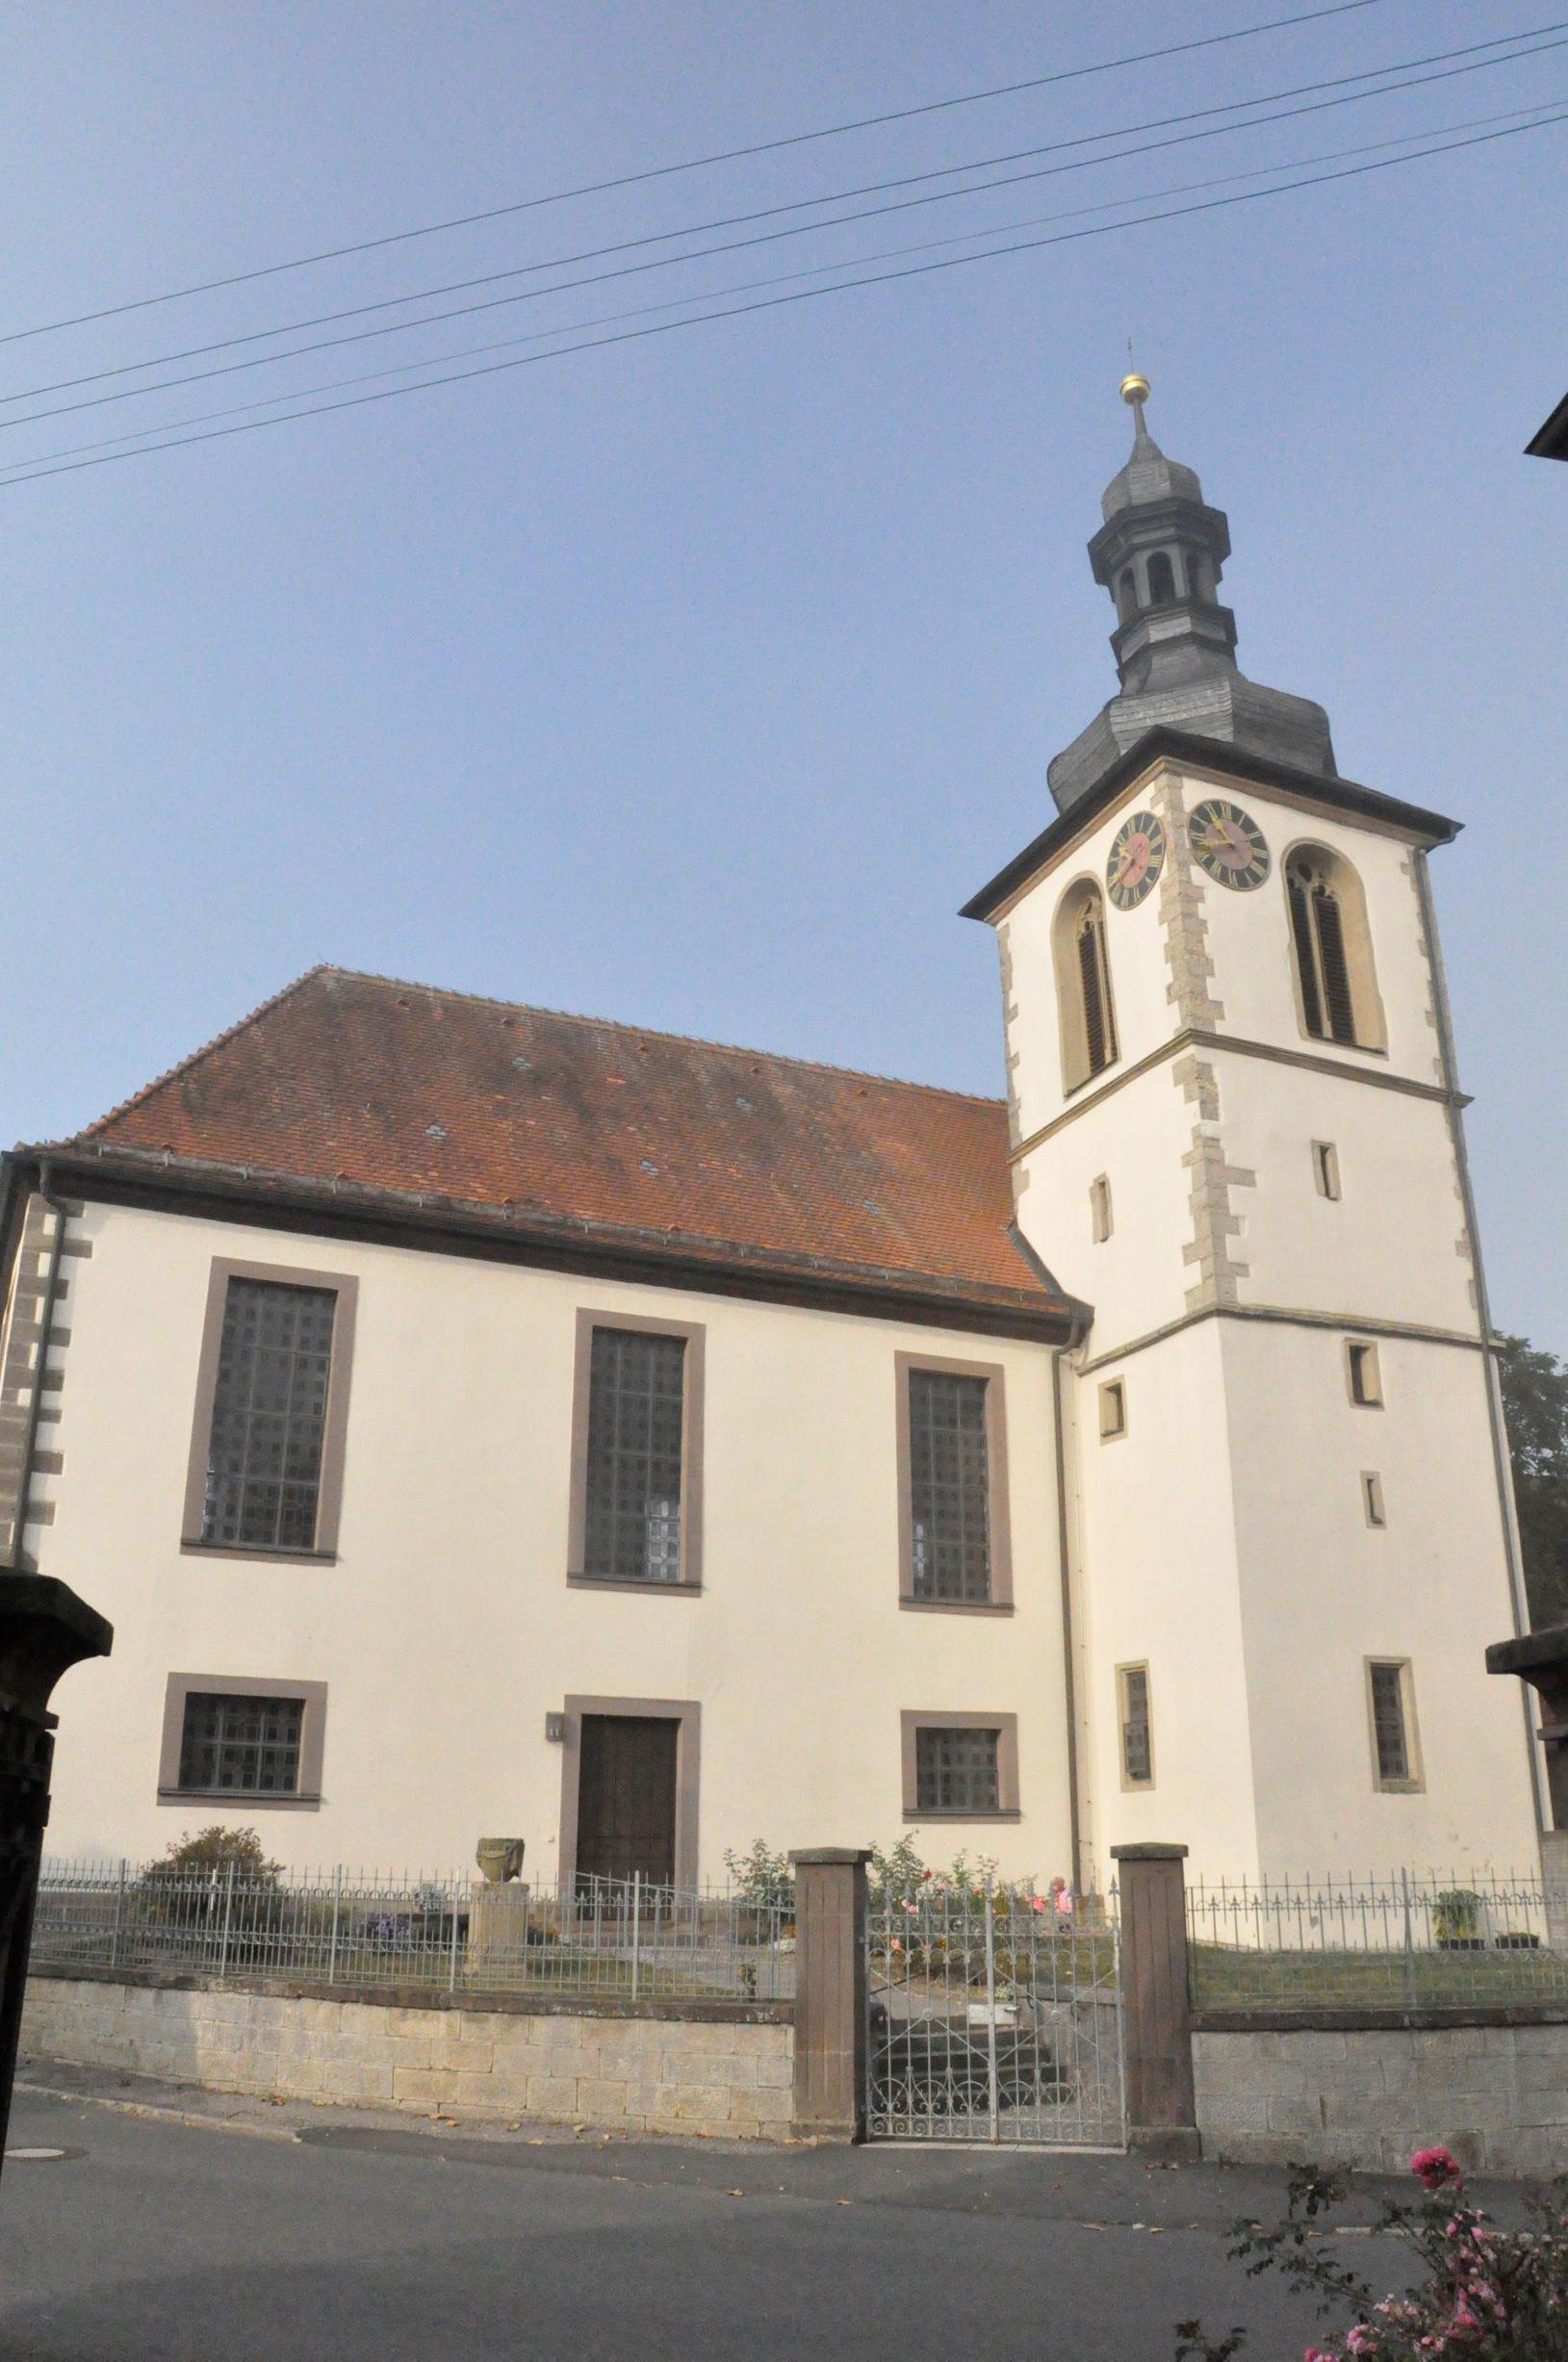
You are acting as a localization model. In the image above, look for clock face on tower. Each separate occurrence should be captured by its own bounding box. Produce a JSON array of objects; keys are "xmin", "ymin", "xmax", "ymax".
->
[
  {"xmin": 1188, "ymin": 798, "xmax": 1271, "ymax": 889},
  {"xmin": 1106, "ymin": 811, "xmax": 1166, "ymax": 910}
]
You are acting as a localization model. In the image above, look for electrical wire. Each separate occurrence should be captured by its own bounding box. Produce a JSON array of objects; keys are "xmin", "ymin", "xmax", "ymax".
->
[
  {"xmin": 3, "ymin": 101, "xmax": 1560, "ymax": 493},
  {"xmin": 0, "ymin": 0, "xmax": 1391, "ymax": 349},
  {"xmin": 3, "ymin": 18, "xmax": 1561, "ymax": 424},
  {"xmin": 12, "ymin": 97, "xmax": 1555, "ymax": 481}
]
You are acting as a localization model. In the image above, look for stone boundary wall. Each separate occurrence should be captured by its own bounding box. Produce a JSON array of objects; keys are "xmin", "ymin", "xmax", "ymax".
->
[
  {"xmin": 20, "ymin": 1967, "xmax": 795, "ymax": 2142},
  {"xmin": 1193, "ymin": 2007, "xmax": 1568, "ymax": 2179}
]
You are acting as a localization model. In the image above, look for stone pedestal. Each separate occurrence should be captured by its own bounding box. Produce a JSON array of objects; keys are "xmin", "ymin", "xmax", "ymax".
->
[{"xmin": 468, "ymin": 1882, "xmax": 532, "ymax": 1976}]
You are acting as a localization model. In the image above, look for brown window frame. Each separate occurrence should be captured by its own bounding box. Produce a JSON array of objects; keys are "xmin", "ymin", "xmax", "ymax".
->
[
  {"xmin": 566, "ymin": 1309, "xmax": 706, "ymax": 1592},
  {"xmin": 900, "ymin": 1710, "xmax": 1020, "ymax": 1822},
  {"xmin": 555, "ymin": 1693, "xmax": 702, "ymax": 1889},
  {"xmin": 181, "ymin": 1259, "xmax": 359, "ymax": 1563},
  {"xmin": 894, "ymin": 1351, "xmax": 1013, "ymax": 1614},
  {"xmin": 157, "ymin": 1671, "xmax": 328, "ymax": 1810}
]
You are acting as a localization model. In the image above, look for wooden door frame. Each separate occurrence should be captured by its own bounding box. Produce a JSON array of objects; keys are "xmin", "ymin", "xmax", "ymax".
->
[{"xmin": 556, "ymin": 1695, "xmax": 702, "ymax": 1892}]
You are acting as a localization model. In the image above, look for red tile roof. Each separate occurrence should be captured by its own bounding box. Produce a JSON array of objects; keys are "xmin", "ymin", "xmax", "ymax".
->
[{"xmin": 74, "ymin": 968, "xmax": 1067, "ymax": 1318}]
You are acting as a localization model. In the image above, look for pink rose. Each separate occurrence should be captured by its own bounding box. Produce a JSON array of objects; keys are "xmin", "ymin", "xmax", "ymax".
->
[{"xmin": 1410, "ymin": 2144, "xmax": 1462, "ymax": 2191}]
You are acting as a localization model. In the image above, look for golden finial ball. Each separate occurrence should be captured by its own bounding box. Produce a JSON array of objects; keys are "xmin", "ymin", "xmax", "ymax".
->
[{"xmin": 1120, "ymin": 371, "xmax": 1151, "ymax": 406}]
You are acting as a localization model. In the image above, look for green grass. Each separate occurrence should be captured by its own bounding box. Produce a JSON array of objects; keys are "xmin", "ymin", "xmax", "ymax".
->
[{"xmin": 1190, "ymin": 1940, "xmax": 1568, "ymax": 2012}]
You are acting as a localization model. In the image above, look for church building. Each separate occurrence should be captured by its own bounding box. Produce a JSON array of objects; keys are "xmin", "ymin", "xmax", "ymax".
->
[{"xmin": 0, "ymin": 380, "xmax": 1541, "ymax": 1893}]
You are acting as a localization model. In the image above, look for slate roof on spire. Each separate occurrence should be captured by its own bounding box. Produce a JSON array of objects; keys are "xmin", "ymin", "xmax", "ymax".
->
[{"xmin": 1100, "ymin": 407, "xmax": 1204, "ymax": 521}]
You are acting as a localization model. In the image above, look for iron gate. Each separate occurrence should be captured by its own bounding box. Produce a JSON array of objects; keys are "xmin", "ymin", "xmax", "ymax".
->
[{"xmin": 865, "ymin": 1880, "xmax": 1124, "ymax": 2146}]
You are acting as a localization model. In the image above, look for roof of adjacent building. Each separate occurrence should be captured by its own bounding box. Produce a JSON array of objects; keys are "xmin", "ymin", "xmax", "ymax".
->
[{"xmin": 45, "ymin": 966, "xmax": 1071, "ymax": 1328}]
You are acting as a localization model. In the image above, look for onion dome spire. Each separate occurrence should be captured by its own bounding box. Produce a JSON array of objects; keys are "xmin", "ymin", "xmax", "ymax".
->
[{"xmin": 1046, "ymin": 373, "xmax": 1337, "ymax": 810}]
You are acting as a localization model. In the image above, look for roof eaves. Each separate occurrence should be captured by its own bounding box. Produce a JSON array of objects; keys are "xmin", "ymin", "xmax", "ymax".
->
[
  {"xmin": 24, "ymin": 1139, "xmax": 1071, "ymax": 1329},
  {"xmin": 959, "ymin": 728, "xmax": 1461, "ymax": 923}
]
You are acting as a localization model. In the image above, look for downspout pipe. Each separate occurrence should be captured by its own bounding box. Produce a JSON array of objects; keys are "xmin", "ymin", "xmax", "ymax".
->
[
  {"xmin": 10, "ymin": 1158, "xmax": 67, "ymax": 1574},
  {"xmin": 1008, "ymin": 1223, "xmax": 1094, "ymax": 1896}
]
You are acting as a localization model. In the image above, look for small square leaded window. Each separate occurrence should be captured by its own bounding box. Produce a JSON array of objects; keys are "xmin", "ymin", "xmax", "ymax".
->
[
  {"xmin": 914, "ymin": 1725, "xmax": 1001, "ymax": 1814},
  {"xmin": 583, "ymin": 1328, "xmax": 686, "ymax": 1582},
  {"xmin": 178, "ymin": 1691, "xmax": 304, "ymax": 1796},
  {"xmin": 201, "ymin": 1278, "xmax": 338, "ymax": 1551},
  {"xmin": 908, "ymin": 1369, "xmax": 991, "ymax": 1604}
]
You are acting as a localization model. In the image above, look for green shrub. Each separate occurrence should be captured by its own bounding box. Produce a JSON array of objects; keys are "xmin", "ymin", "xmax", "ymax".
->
[{"xmin": 140, "ymin": 1827, "xmax": 283, "ymax": 1887}]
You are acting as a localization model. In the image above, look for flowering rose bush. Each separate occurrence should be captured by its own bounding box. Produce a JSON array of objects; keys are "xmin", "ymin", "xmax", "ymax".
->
[{"xmin": 1175, "ymin": 2149, "xmax": 1568, "ymax": 2360}]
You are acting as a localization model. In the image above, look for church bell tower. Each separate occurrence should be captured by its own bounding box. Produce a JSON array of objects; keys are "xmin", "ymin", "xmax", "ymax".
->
[{"xmin": 964, "ymin": 376, "xmax": 1541, "ymax": 1886}]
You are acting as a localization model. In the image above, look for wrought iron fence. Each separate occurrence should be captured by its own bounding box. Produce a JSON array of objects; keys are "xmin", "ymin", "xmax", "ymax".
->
[
  {"xmin": 1188, "ymin": 1871, "xmax": 1568, "ymax": 2011},
  {"xmin": 32, "ymin": 1861, "xmax": 796, "ymax": 2003},
  {"xmin": 866, "ymin": 1878, "xmax": 1124, "ymax": 2146}
]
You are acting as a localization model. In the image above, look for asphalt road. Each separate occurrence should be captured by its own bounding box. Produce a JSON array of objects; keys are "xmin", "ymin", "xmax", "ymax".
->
[{"xmin": 0, "ymin": 2080, "xmax": 1375, "ymax": 2361}]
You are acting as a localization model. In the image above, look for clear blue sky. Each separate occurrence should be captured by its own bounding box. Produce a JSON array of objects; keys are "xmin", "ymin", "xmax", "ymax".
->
[{"xmin": 1, "ymin": 3, "xmax": 1563, "ymax": 1348}]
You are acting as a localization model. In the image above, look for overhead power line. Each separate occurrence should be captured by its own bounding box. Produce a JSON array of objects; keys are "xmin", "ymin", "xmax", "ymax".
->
[
  {"xmin": 12, "ymin": 98, "xmax": 1555, "ymax": 482},
  {"xmin": 3, "ymin": 18, "xmax": 1560, "ymax": 422},
  {"xmin": 0, "ymin": 0, "xmax": 1389, "ymax": 350},
  {"xmin": 3, "ymin": 102, "xmax": 1561, "ymax": 493}
]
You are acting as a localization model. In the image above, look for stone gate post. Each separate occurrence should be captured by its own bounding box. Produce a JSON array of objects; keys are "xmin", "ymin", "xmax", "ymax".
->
[
  {"xmin": 1111, "ymin": 1840, "xmax": 1198, "ymax": 2158},
  {"xmin": 789, "ymin": 1847, "xmax": 870, "ymax": 2143}
]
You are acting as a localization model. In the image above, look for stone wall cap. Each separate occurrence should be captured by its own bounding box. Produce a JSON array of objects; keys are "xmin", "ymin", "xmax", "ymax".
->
[
  {"xmin": 25, "ymin": 1962, "xmax": 793, "ymax": 2026},
  {"xmin": 789, "ymin": 1848, "xmax": 873, "ymax": 1866},
  {"xmin": 1110, "ymin": 1842, "xmax": 1190, "ymax": 1861},
  {"xmin": 1194, "ymin": 2002, "xmax": 1568, "ymax": 2035}
]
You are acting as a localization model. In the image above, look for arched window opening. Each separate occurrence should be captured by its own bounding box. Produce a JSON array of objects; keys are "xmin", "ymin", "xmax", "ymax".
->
[
  {"xmin": 1146, "ymin": 551, "xmax": 1176, "ymax": 604},
  {"xmin": 1186, "ymin": 552, "xmax": 1208, "ymax": 601},
  {"xmin": 1285, "ymin": 847, "xmax": 1385, "ymax": 1051},
  {"xmin": 1116, "ymin": 567, "xmax": 1138, "ymax": 622},
  {"xmin": 1053, "ymin": 881, "xmax": 1120, "ymax": 1092}
]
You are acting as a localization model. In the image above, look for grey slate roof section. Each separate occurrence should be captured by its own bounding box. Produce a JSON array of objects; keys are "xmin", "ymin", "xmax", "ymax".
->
[{"xmin": 1046, "ymin": 390, "xmax": 1338, "ymax": 811}]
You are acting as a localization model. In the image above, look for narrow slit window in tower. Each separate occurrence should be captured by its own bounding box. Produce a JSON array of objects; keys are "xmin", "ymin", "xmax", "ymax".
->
[{"xmin": 1145, "ymin": 551, "xmax": 1175, "ymax": 603}]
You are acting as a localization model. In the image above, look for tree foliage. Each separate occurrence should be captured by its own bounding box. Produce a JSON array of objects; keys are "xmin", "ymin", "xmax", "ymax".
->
[
  {"xmin": 140, "ymin": 1825, "xmax": 284, "ymax": 1887},
  {"xmin": 1494, "ymin": 1334, "xmax": 1568, "ymax": 1629}
]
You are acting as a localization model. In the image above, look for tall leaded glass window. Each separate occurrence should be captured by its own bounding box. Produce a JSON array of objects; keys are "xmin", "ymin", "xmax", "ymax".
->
[
  {"xmin": 908, "ymin": 1369, "xmax": 992, "ymax": 1603},
  {"xmin": 201, "ymin": 1278, "xmax": 338, "ymax": 1551},
  {"xmin": 1119, "ymin": 1664, "xmax": 1153, "ymax": 1786},
  {"xmin": 178, "ymin": 1690, "xmax": 304, "ymax": 1795},
  {"xmin": 1369, "ymin": 1661, "xmax": 1413, "ymax": 1785},
  {"xmin": 914, "ymin": 1726, "xmax": 1001, "ymax": 1814},
  {"xmin": 582, "ymin": 1327, "xmax": 686, "ymax": 1582}
]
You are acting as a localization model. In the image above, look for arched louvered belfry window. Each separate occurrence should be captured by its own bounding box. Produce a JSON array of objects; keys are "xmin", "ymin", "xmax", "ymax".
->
[
  {"xmin": 1053, "ymin": 880, "xmax": 1120, "ymax": 1093},
  {"xmin": 1145, "ymin": 551, "xmax": 1176, "ymax": 604},
  {"xmin": 1116, "ymin": 567, "xmax": 1138, "ymax": 622},
  {"xmin": 1285, "ymin": 846, "xmax": 1386, "ymax": 1052}
]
